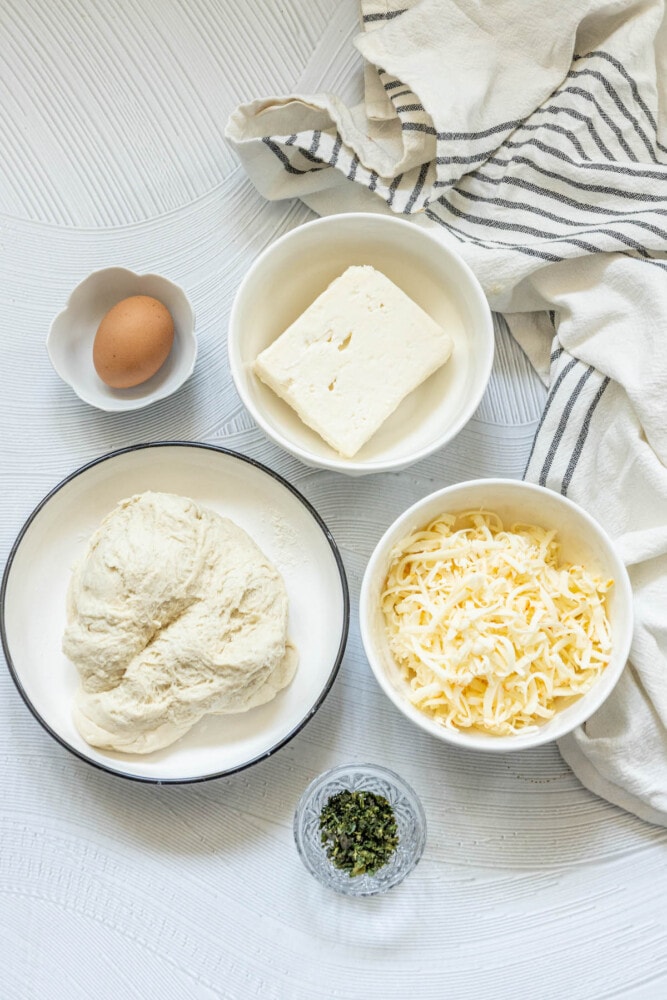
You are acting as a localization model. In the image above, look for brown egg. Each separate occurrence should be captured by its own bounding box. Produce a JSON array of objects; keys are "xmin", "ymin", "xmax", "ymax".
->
[{"xmin": 93, "ymin": 295, "xmax": 175, "ymax": 389}]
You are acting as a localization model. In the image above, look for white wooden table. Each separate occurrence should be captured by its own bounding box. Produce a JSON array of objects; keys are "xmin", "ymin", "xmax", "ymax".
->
[{"xmin": 1, "ymin": 2, "xmax": 666, "ymax": 997}]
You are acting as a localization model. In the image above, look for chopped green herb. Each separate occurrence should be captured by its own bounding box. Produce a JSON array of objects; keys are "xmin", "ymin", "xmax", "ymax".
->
[{"xmin": 319, "ymin": 789, "xmax": 399, "ymax": 877}]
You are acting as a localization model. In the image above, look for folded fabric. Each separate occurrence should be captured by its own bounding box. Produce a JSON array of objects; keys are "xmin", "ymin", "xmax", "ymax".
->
[{"xmin": 226, "ymin": 0, "xmax": 667, "ymax": 826}]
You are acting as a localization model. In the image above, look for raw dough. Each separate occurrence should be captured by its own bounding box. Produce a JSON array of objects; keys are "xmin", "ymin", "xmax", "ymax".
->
[{"xmin": 62, "ymin": 492, "xmax": 297, "ymax": 754}]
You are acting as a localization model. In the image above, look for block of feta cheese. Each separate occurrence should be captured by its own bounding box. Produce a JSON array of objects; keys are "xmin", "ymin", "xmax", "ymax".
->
[{"xmin": 253, "ymin": 265, "xmax": 454, "ymax": 459}]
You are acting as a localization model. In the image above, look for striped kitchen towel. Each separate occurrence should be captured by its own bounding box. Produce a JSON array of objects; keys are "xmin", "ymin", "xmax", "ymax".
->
[{"xmin": 227, "ymin": 0, "xmax": 667, "ymax": 826}]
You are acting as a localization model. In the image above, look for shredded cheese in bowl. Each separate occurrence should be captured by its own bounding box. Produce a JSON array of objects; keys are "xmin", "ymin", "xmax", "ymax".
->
[{"xmin": 380, "ymin": 510, "xmax": 613, "ymax": 736}]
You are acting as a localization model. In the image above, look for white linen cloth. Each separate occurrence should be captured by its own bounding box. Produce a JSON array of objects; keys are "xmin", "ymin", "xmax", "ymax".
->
[{"xmin": 226, "ymin": 0, "xmax": 667, "ymax": 826}]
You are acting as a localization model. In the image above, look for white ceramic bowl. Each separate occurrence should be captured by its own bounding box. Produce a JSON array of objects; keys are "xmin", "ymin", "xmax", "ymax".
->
[
  {"xmin": 360, "ymin": 479, "xmax": 634, "ymax": 752},
  {"xmin": 228, "ymin": 213, "xmax": 494, "ymax": 475},
  {"xmin": 1, "ymin": 443, "xmax": 349, "ymax": 782},
  {"xmin": 47, "ymin": 267, "xmax": 197, "ymax": 411}
]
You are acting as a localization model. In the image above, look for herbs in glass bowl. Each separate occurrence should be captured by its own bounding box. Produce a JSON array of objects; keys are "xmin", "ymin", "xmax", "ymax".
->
[
  {"xmin": 293, "ymin": 763, "xmax": 426, "ymax": 896},
  {"xmin": 319, "ymin": 789, "xmax": 399, "ymax": 877}
]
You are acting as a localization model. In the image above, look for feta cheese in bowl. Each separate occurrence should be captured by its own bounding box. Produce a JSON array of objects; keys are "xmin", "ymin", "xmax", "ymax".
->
[
  {"xmin": 360, "ymin": 479, "xmax": 634, "ymax": 751},
  {"xmin": 253, "ymin": 265, "xmax": 454, "ymax": 460},
  {"xmin": 228, "ymin": 213, "xmax": 494, "ymax": 476}
]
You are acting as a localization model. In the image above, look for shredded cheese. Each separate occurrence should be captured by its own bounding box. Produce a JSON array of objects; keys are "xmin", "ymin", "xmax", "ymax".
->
[{"xmin": 380, "ymin": 510, "xmax": 613, "ymax": 736}]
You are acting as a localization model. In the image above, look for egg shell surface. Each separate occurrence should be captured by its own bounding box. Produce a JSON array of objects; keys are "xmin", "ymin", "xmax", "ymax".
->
[{"xmin": 93, "ymin": 295, "xmax": 175, "ymax": 389}]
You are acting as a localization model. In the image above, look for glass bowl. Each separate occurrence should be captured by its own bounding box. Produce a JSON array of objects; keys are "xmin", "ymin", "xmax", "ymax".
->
[{"xmin": 293, "ymin": 763, "xmax": 427, "ymax": 896}]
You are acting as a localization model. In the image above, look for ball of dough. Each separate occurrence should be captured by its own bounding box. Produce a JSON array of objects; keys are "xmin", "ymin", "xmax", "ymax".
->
[{"xmin": 62, "ymin": 492, "xmax": 297, "ymax": 754}]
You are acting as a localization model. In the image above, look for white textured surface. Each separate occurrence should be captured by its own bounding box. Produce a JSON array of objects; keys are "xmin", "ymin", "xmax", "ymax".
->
[{"xmin": 0, "ymin": 2, "xmax": 666, "ymax": 998}]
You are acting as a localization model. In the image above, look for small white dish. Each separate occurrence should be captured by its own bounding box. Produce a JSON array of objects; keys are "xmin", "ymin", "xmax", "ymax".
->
[
  {"xmin": 360, "ymin": 479, "xmax": 634, "ymax": 752},
  {"xmin": 228, "ymin": 213, "xmax": 494, "ymax": 476},
  {"xmin": 1, "ymin": 443, "xmax": 349, "ymax": 782},
  {"xmin": 47, "ymin": 267, "xmax": 197, "ymax": 411}
]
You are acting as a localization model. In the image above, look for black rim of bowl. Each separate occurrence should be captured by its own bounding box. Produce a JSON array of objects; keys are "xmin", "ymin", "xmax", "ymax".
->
[{"xmin": 0, "ymin": 440, "xmax": 350, "ymax": 784}]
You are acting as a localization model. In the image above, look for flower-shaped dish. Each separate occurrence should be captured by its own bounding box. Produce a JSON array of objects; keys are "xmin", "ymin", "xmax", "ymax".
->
[{"xmin": 47, "ymin": 267, "xmax": 196, "ymax": 411}]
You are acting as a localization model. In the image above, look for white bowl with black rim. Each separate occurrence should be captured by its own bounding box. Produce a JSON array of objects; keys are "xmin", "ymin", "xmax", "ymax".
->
[{"xmin": 1, "ymin": 443, "xmax": 349, "ymax": 782}]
